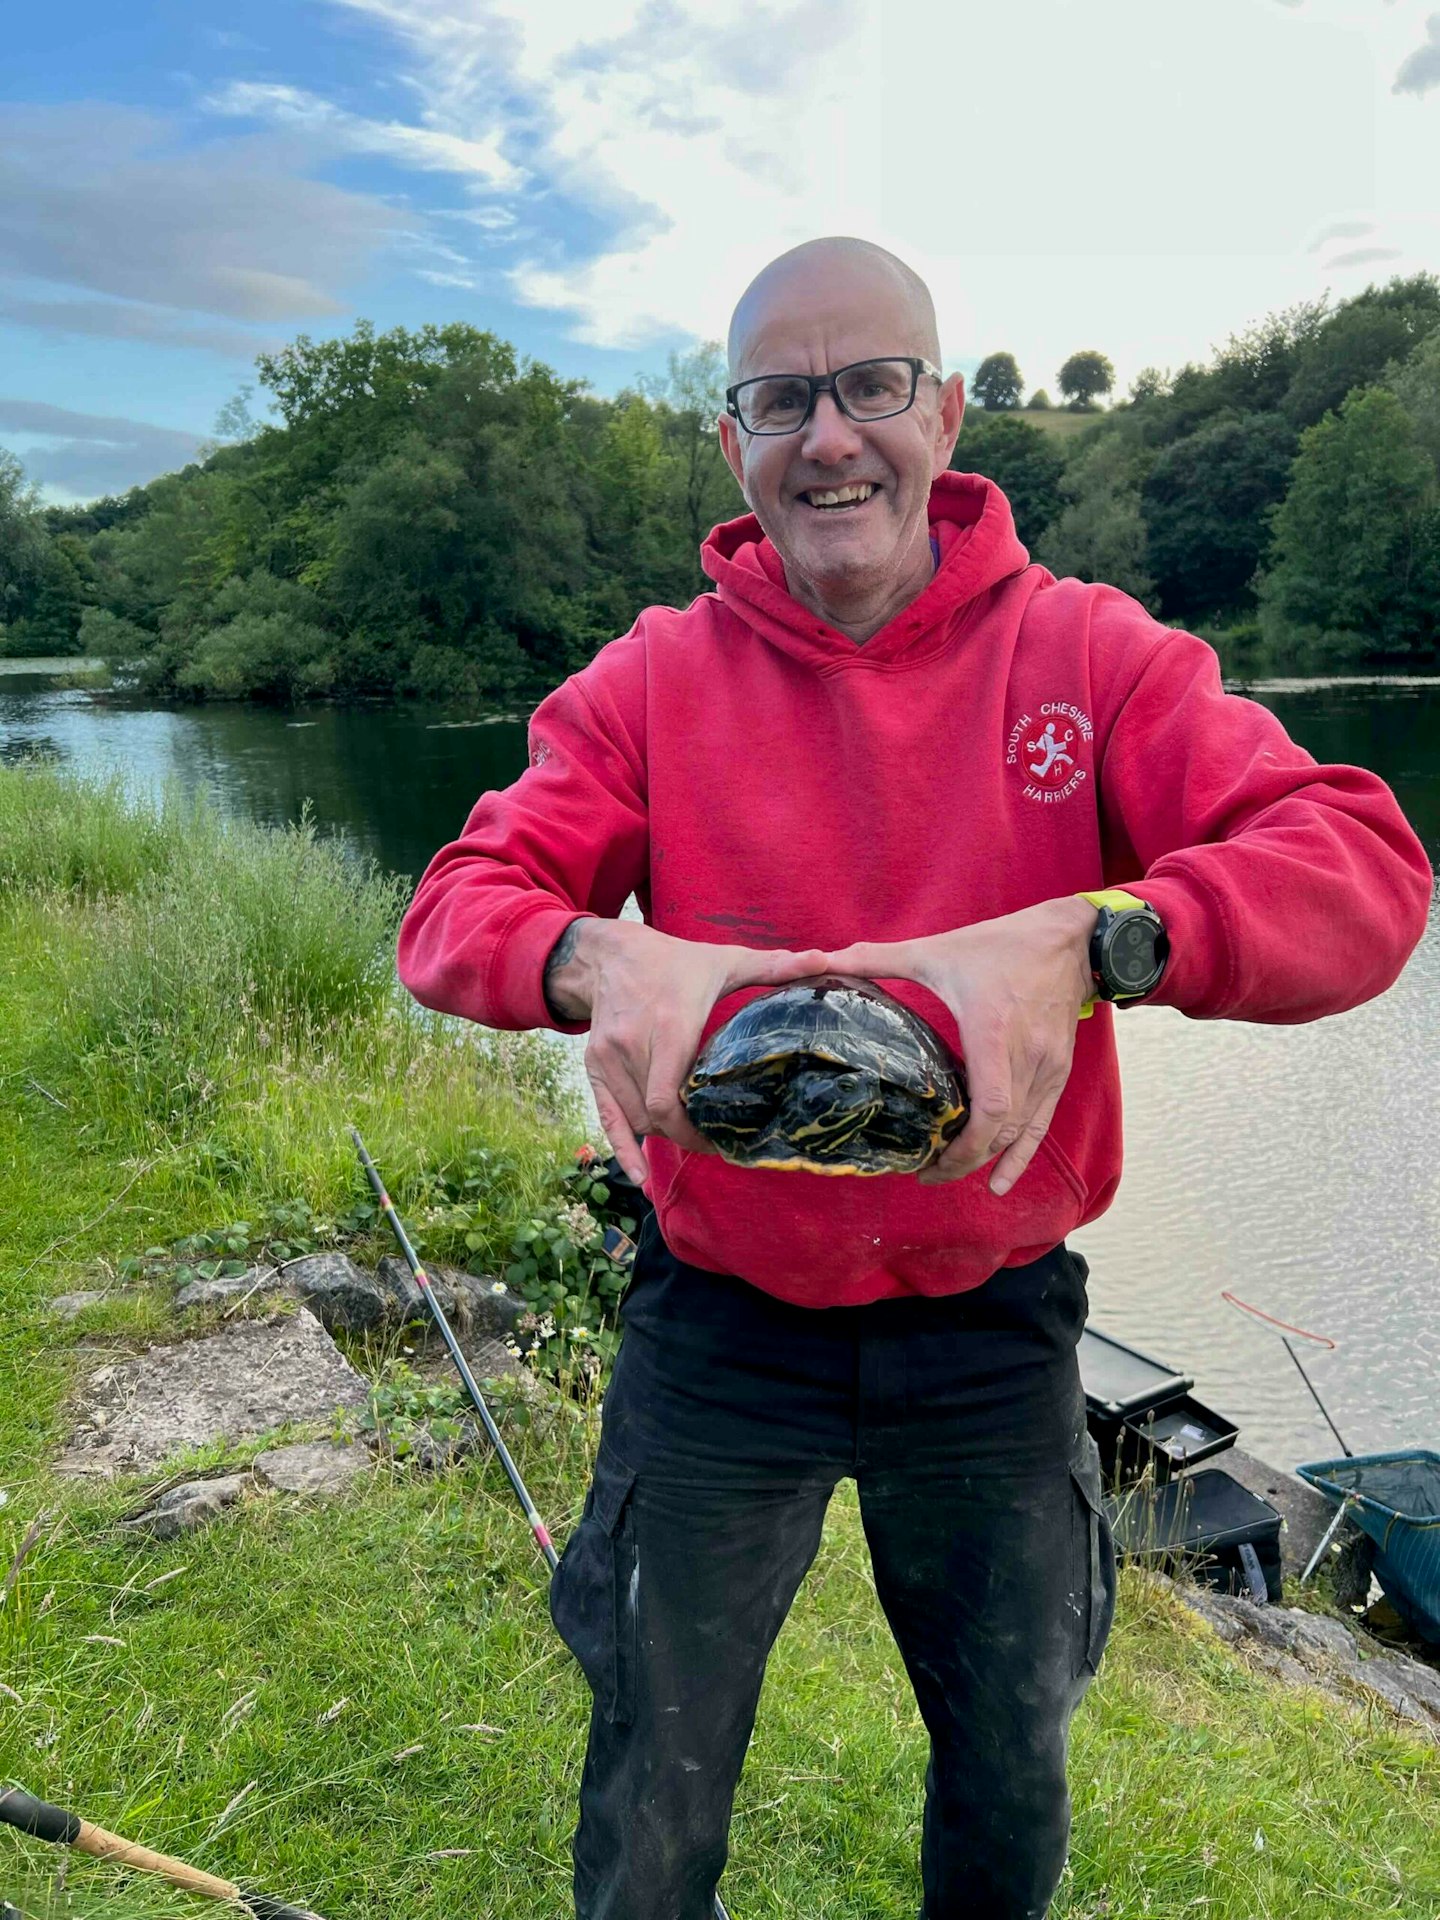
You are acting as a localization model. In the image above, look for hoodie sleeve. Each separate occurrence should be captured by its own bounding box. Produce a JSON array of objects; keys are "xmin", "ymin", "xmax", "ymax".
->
[
  {"xmin": 1091, "ymin": 610, "xmax": 1432, "ymax": 1023},
  {"xmin": 395, "ymin": 635, "xmax": 649, "ymax": 1034}
]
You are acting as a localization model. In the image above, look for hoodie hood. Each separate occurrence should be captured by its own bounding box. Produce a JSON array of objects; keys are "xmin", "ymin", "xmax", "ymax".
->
[{"xmin": 699, "ymin": 469, "xmax": 1030, "ymax": 671}]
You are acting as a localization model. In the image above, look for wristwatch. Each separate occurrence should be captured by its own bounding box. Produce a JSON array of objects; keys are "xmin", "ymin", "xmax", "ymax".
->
[{"xmin": 1076, "ymin": 888, "xmax": 1169, "ymax": 1011}]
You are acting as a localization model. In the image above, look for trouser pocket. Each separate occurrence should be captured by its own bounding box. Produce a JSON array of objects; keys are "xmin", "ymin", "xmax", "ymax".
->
[
  {"xmin": 549, "ymin": 1441, "xmax": 640, "ymax": 1726},
  {"xmin": 1069, "ymin": 1431, "xmax": 1118, "ymax": 1679}
]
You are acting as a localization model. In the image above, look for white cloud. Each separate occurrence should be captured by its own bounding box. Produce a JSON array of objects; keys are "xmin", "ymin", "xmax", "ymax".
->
[
  {"xmin": 1393, "ymin": 12, "xmax": 1440, "ymax": 93},
  {"xmin": 205, "ymin": 79, "xmax": 524, "ymax": 191},
  {"xmin": 313, "ymin": 0, "xmax": 1440, "ymax": 392}
]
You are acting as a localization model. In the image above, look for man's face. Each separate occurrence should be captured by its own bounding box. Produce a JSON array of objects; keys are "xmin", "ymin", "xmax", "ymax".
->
[{"xmin": 719, "ymin": 262, "xmax": 963, "ymax": 602}]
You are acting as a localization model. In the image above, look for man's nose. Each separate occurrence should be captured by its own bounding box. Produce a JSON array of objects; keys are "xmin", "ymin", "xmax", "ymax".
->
[{"xmin": 799, "ymin": 389, "xmax": 865, "ymax": 466}]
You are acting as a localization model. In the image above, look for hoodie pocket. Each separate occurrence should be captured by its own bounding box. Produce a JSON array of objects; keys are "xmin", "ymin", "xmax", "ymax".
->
[{"xmin": 549, "ymin": 1441, "xmax": 640, "ymax": 1725}]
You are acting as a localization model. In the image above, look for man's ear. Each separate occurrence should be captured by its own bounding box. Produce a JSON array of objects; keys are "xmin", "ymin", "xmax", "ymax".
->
[
  {"xmin": 718, "ymin": 409, "xmax": 748, "ymax": 498},
  {"xmin": 932, "ymin": 372, "xmax": 965, "ymax": 477}
]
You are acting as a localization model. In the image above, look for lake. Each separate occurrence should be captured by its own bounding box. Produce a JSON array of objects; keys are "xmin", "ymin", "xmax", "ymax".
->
[{"xmin": 4, "ymin": 656, "xmax": 1438, "ymax": 1473}]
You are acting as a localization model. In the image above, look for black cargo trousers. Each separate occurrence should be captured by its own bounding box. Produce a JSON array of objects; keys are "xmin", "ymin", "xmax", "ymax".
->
[{"xmin": 548, "ymin": 1215, "xmax": 1118, "ymax": 1920}]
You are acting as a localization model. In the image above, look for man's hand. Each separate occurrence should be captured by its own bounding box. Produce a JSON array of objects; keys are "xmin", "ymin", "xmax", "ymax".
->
[
  {"xmin": 822, "ymin": 898, "xmax": 1098, "ymax": 1195},
  {"xmin": 545, "ymin": 919, "xmax": 830, "ymax": 1185}
]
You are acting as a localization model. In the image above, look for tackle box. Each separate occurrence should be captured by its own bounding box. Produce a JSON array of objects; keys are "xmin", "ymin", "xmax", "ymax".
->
[
  {"xmin": 1078, "ymin": 1325, "xmax": 1193, "ymax": 1479},
  {"xmin": 1117, "ymin": 1393, "xmax": 1240, "ymax": 1485},
  {"xmin": 1105, "ymin": 1467, "xmax": 1284, "ymax": 1604}
]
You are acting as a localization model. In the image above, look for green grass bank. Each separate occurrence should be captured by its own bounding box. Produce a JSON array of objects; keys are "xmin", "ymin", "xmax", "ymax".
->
[{"xmin": 2, "ymin": 767, "xmax": 1438, "ymax": 1919}]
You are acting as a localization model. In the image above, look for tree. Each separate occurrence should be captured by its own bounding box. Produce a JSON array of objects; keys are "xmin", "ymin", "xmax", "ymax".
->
[
  {"xmin": 1057, "ymin": 351, "xmax": 1115, "ymax": 410},
  {"xmin": 1258, "ymin": 386, "xmax": 1440, "ymax": 659},
  {"xmin": 950, "ymin": 414, "xmax": 1066, "ymax": 549},
  {"xmin": 1129, "ymin": 367, "xmax": 1170, "ymax": 404},
  {"xmin": 1034, "ymin": 424, "xmax": 1156, "ymax": 606},
  {"xmin": 972, "ymin": 352, "xmax": 1023, "ymax": 411},
  {"xmin": 1026, "ymin": 389, "xmax": 1052, "ymax": 410},
  {"xmin": 1283, "ymin": 277, "xmax": 1440, "ymax": 430},
  {"xmin": 0, "ymin": 450, "xmax": 49, "ymax": 644},
  {"xmin": 638, "ymin": 341, "xmax": 741, "ymax": 558},
  {"xmin": 1141, "ymin": 413, "xmax": 1297, "ymax": 621},
  {"xmin": 1386, "ymin": 330, "xmax": 1440, "ymax": 477}
]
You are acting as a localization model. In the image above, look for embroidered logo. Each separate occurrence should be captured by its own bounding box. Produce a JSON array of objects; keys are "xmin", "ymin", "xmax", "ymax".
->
[
  {"xmin": 529, "ymin": 738, "xmax": 553, "ymax": 769},
  {"xmin": 1006, "ymin": 700, "xmax": 1093, "ymax": 805}
]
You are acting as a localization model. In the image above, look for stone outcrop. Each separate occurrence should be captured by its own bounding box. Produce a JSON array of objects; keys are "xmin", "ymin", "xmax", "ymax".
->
[
  {"xmin": 120, "ymin": 1474, "xmax": 252, "ymax": 1540},
  {"xmin": 56, "ymin": 1308, "xmax": 368, "ymax": 1477},
  {"xmin": 253, "ymin": 1439, "xmax": 370, "ymax": 1496},
  {"xmin": 1163, "ymin": 1574, "xmax": 1440, "ymax": 1743}
]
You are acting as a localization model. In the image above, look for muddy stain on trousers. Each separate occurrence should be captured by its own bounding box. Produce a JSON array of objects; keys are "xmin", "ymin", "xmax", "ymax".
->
[{"xmin": 549, "ymin": 1216, "xmax": 1118, "ymax": 1920}]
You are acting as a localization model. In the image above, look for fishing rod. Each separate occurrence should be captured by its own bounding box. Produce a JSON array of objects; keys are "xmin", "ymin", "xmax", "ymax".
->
[
  {"xmin": 0, "ymin": 1786, "xmax": 323, "ymax": 1919},
  {"xmin": 350, "ymin": 1128, "xmax": 735, "ymax": 1920},
  {"xmin": 1220, "ymin": 1290, "xmax": 1357, "ymax": 1583}
]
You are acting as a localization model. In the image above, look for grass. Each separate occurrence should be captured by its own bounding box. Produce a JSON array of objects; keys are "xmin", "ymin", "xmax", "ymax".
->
[
  {"xmin": 970, "ymin": 405, "xmax": 1113, "ymax": 440},
  {"xmin": 3, "ymin": 767, "xmax": 1439, "ymax": 1919}
]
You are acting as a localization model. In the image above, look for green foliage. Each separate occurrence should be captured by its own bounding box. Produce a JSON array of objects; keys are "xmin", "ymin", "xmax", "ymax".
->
[
  {"xmin": 116, "ymin": 1196, "xmax": 356, "ymax": 1290},
  {"xmin": 1057, "ymin": 350, "xmax": 1115, "ymax": 410},
  {"xmin": 0, "ymin": 763, "xmax": 201, "ymax": 897},
  {"xmin": 1386, "ymin": 328, "xmax": 1440, "ymax": 476},
  {"xmin": 1129, "ymin": 367, "xmax": 1171, "ymax": 404},
  {"xmin": 424, "ymin": 1150, "xmax": 634, "ymax": 1388},
  {"xmin": 1025, "ymin": 388, "xmax": 1052, "ymax": 410},
  {"xmin": 1258, "ymin": 386, "xmax": 1440, "ymax": 661},
  {"xmin": 971, "ymin": 351, "xmax": 1024, "ymax": 411},
  {"xmin": 358, "ymin": 1363, "xmax": 476, "ymax": 1455},
  {"xmin": 0, "ymin": 448, "xmax": 52, "ymax": 649},
  {"xmin": 951, "ymin": 412, "xmax": 1067, "ymax": 549},
  {"xmin": 172, "ymin": 570, "xmax": 335, "ymax": 701},
  {"xmin": 1036, "ymin": 423, "xmax": 1157, "ymax": 606},
  {"xmin": 1281, "ymin": 276, "xmax": 1440, "ymax": 430},
  {"xmin": 1141, "ymin": 413, "xmax": 1297, "ymax": 621}
]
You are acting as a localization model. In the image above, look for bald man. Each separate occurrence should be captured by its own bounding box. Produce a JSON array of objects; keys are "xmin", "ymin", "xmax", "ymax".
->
[{"xmin": 397, "ymin": 238, "xmax": 1430, "ymax": 1918}]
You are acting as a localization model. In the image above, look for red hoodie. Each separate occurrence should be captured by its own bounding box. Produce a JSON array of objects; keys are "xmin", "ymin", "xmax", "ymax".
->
[{"xmin": 397, "ymin": 473, "xmax": 1432, "ymax": 1308}]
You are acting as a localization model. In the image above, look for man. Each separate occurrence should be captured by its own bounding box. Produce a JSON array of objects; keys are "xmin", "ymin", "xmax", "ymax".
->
[{"xmin": 396, "ymin": 238, "xmax": 1431, "ymax": 1919}]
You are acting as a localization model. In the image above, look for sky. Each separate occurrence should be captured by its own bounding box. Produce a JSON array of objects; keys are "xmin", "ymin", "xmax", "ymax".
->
[{"xmin": 2, "ymin": 0, "xmax": 1438, "ymax": 501}]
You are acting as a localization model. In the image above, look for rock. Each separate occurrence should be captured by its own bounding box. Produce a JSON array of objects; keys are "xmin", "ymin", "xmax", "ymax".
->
[
  {"xmin": 49, "ymin": 1290, "xmax": 109, "ymax": 1318},
  {"xmin": 1161, "ymin": 1573, "xmax": 1440, "ymax": 1742},
  {"xmin": 175, "ymin": 1266, "xmax": 282, "ymax": 1312},
  {"xmin": 55, "ymin": 1308, "xmax": 369, "ymax": 1477},
  {"xmin": 1357, "ymin": 1654, "xmax": 1440, "ymax": 1727},
  {"xmin": 375, "ymin": 1257, "xmax": 531, "ymax": 1341},
  {"xmin": 121, "ymin": 1473, "xmax": 251, "ymax": 1540},
  {"xmin": 254, "ymin": 1439, "xmax": 369, "ymax": 1497},
  {"xmin": 375, "ymin": 1254, "xmax": 458, "ymax": 1323},
  {"xmin": 282, "ymin": 1252, "xmax": 390, "ymax": 1335}
]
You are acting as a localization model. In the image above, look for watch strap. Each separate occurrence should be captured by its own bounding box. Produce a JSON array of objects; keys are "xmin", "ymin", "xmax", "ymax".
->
[{"xmin": 1075, "ymin": 888, "xmax": 1159, "ymax": 1018}]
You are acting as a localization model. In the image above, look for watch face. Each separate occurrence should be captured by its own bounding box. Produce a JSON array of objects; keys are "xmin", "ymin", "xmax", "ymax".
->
[{"xmin": 1108, "ymin": 914, "xmax": 1162, "ymax": 990}]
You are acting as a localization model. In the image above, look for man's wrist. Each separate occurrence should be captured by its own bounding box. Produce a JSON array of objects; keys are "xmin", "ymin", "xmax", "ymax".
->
[
  {"xmin": 1052, "ymin": 894, "xmax": 1101, "ymax": 1006},
  {"xmin": 543, "ymin": 917, "xmax": 603, "ymax": 1021}
]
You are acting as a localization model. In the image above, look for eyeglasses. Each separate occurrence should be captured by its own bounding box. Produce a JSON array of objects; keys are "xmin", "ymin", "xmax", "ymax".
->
[{"xmin": 725, "ymin": 356, "xmax": 943, "ymax": 436}]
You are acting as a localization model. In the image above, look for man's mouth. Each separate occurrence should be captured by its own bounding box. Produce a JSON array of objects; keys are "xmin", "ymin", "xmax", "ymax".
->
[{"xmin": 799, "ymin": 482, "xmax": 879, "ymax": 511}]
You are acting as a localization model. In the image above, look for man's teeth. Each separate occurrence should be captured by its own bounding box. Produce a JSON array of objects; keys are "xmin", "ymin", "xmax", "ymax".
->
[{"xmin": 805, "ymin": 482, "xmax": 876, "ymax": 507}]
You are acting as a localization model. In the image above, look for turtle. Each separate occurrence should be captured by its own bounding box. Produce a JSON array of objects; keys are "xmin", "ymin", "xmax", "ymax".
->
[{"xmin": 680, "ymin": 975, "xmax": 968, "ymax": 1175}]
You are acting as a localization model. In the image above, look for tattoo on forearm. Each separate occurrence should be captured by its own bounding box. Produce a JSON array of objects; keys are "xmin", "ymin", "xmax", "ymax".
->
[{"xmin": 543, "ymin": 920, "xmax": 583, "ymax": 1019}]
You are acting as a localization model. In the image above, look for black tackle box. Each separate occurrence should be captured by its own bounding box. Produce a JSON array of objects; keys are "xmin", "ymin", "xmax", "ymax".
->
[
  {"xmin": 1079, "ymin": 1325, "xmax": 1193, "ymax": 1479},
  {"xmin": 1117, "ymin": 1394, "xmax": 1239, "ymax": 1485},
  {"xmin": 1105, "ymin": 1468, "xmax": 1284, "ymax": 1604}
]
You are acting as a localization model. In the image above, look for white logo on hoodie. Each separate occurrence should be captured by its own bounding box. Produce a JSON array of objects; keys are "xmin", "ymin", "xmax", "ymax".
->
[{"xmin": 1006, "ymin": 701, "xmax": 1093, "ymax": 805}]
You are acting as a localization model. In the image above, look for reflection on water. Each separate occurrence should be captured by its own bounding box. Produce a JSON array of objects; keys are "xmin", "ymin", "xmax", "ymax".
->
[{"xmin": 3, "ymin": 667, "xmax": 1437, "ymax": 1470}]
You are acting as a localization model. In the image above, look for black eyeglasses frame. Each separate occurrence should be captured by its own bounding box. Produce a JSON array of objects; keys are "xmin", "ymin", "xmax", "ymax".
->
[{"xmin": 724, "ymin": 356, "xmax": 945, "ymax": 436}]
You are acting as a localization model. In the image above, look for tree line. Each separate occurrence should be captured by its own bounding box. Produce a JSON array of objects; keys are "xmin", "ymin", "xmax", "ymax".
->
[{"xmin": 2, "ymin": 273, "xmax": 1437, "ymax": 698}]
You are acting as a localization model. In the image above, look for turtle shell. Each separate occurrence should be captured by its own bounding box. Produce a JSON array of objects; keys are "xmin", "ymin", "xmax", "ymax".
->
[{"xmin": 681, "ymin": 975, "xmax": 968, "ymax": 1175}]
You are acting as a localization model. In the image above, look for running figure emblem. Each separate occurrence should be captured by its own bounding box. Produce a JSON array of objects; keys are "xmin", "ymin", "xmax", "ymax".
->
[{"xmin": 1006, "ymin": 700, "xmax": 1094, "ymax": 806}]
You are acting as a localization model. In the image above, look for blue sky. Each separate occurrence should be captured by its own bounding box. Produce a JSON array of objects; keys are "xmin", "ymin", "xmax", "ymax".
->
[{"xmin": 3, "ymin": 0, "xmax": 1438, "ymax": 500}]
